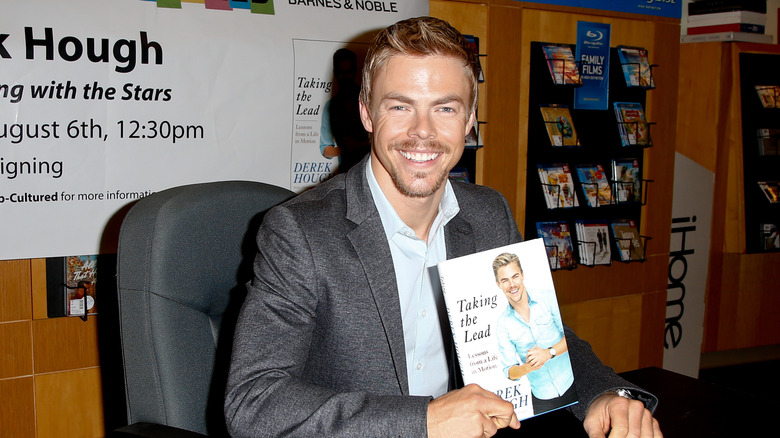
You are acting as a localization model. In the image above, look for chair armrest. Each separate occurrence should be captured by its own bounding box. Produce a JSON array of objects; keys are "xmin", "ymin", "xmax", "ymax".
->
[{"xmin": 110, "ymin": 422, "xmax": 208, "ymax": 438}]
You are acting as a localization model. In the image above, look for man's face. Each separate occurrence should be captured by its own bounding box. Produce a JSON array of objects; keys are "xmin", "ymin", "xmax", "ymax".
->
[
  {"xmin": 360, "ymin": 54, "xmax": 475, "ymax": 199},
  {"xmin": 496, "ymin": 263, "xmax": 526, "ymax": 305}
]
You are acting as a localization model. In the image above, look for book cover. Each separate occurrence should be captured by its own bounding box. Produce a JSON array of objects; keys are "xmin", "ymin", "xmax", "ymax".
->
[
  {"xmin": 755, "ymin": 85, "xmax": 780, "ymax": 108},
  {"xmin": 687, "ymin": 23, "xmax": 765, "ymax": 34},
  {"xmin": 757, "ymin": 128, "xmax": 780, "ymax": 155},
  {"xmin": 437, "ymin": 239, "xmax": 578, "ymax": 421},
  {"xmin": 681, "ymin": 31, "xmax": 773, "ymax": 43},
  {"xmin": 760, "ymin": 223, "xmax": 780, "ymax": 250},
  {"xmin": 540, "ymin": 43, "xmax": 580, "ymax": 86},
  {"xmin": 610, "ymin": 219, "xmax": 644, "ymax": 262},
  {"xmin": 614, "ymin": 102, "xmax": 651, "ymax": 146},
  {"xmin": 758, "ymin": 181, "xmax": 779, "ymax": 203},
  {"xmin": 616, "ymin": 46, "xmax": 655, "ymax": 88},
  {"xmin": 537, "ymin": 163, "xmax": 579, "ymax": 209},
  {"xmin": 536, "ymin": 221, "xmax": 576, "ymax": 270},
  {"xmin": 575, "ymin": 164, "xmax": 613, "ymax": 207},
  {"xmin": 687, "ymin": 10, "xmax": 767, "ymax": 25},
  {"xmin": 575, "ymin": 220, "xmax": 612, "ymax": 266},
  {"xmin": 612, "ymin": 158, "xmax": 642, "ymax": 203},
  {"xmin": 539, "ymin": 103, "xmax": 580, "ymax": 147},
  {"xmin": 65, "ymin": 255, "xmax": 98, "ymax": 317}
]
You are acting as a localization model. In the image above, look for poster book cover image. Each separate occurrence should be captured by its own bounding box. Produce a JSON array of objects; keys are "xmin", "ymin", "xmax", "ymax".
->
[
  {"xmin": 540, "ymin": 104, "xmax": 580, "ymax": 147},
  {"xmin": 438, "ymin": 239, "xmax": 578, "ymax": 421},
  {"xmin": 614, "ymin": 102, "xmax": 651, "ymax": 146},
  {"xmin": 610, "ymin": 219, "xmax": 645, "ymax": 261},
  {"xmin": 612, "ymin": 158, "xmax": 642, "ymax": 203},
  {"xmin": 537, "ymin": 163, "xmax": 579, "ymax": 209},
  {"xmin": 540, "ymin": 43, "xmax": 580, "ymax": 85},
  {"xmin": 575, "ymin": 220, "xmax": 612, "ymax": 265},
  {"xmin": 65, "ymin": 255, "xmax": 98, "ymax": 317},
  {"xmin": 575, "ymin": 164, "xmax": 613, "ymax": 207},
  {"xmin": 617, "ymin": 46, "xmax": 654, "ymax": 88},
  {"xmin": 536, "ymin": 221, "xmax": 576, "ymax": 270}
]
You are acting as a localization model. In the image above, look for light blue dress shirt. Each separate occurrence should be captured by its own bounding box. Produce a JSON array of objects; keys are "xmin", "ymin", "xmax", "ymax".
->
[
  {"xmin": 495, "ymin": 289, "xmax": 574, "ymax": 400},
  {"xmin": 366, "ymin": 160, "xmax": 459, "ymax": 397}
]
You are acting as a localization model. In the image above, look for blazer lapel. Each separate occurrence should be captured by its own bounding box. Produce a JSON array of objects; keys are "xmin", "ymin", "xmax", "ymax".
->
[{"xmin": 345, "ymin": 158, "xmax": 409, "ymax": 395}]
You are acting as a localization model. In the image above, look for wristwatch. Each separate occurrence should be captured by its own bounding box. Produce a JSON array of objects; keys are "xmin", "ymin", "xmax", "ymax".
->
[{"xmin": 548, "ymin": 347, "xmax": 557, "ymax": 358}]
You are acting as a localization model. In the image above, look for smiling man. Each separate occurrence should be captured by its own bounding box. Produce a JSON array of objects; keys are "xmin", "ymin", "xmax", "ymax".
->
[{"xmin": 225, "ymin": 16, "xmax": 662, "ymax": 438}]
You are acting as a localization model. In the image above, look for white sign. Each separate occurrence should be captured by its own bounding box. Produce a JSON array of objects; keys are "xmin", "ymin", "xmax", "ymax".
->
[
  {"xmin": 0, "ymin": 0, "xmax": 427, "ymax": 260},
  {"xmin": 664, "ymin": 152, "xmax": 714, "ymax": 378}
]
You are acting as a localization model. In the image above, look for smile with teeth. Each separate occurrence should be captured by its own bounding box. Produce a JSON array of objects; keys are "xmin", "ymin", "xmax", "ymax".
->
[{"xmin": 399, "ymin": 150, "xmax": 440, "ymax": 162}]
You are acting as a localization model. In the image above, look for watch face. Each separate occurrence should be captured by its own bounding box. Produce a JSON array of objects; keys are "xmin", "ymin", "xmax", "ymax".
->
[{"xmin": 549, "ymin": 348, "xmax": 556, "ymax": 357}]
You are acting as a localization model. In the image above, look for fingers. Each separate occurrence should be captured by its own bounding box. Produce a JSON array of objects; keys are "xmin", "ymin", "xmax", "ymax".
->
[
  {"xmin": 428, "ymin": 384, "xmax": 520, "ymax": 438},
  {"xmin": 583, "ymin": 392, "xmax": 662, "ymax": 438}
]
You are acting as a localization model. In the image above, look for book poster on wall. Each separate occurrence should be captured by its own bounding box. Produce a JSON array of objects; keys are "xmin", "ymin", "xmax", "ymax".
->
[{"xmin": 0, "ymin": 0, "xmax": 427, "ymax": 260}]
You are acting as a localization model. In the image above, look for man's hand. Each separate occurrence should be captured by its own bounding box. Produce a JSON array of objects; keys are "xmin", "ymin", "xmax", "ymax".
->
[
  {"xmin": 427, "ymin": 384, "xmax": 520, "ymax": 438},
  {"xmin": 525, "ymin": 346, "xmax": 551, "ymax": 369},
  {"xmin": 583, "ymin": 392, "xmax": 662, "ymax": 438}
]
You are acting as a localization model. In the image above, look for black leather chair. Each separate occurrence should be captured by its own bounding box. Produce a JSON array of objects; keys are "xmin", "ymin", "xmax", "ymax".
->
[{"xmin": 112, "ymin": 181, "xmax": 294, "ymax": 437}]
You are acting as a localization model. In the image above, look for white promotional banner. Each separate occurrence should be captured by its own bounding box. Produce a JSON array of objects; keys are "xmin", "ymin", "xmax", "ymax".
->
[
  {"xmin": 1, "ymin": 0, "xmax": 427, "ymax": 260},
  {"xmin": 664, "ymin": 152, "xmax": 714, "ymax": 378}
]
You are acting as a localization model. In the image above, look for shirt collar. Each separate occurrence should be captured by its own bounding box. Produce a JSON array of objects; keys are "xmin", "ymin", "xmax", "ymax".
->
[{"xmin": 366, "ymin": 158, "xmax": 460, "ymax": 242}]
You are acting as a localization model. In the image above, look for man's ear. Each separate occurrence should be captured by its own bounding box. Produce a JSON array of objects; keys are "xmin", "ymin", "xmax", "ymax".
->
[
  {"xmin": 465, "ymin": 110, "xmax": 476, "ymax": 135},
  {"xmin": 359, "ymin": 101, "xmax": 374, "ymax": 133}
]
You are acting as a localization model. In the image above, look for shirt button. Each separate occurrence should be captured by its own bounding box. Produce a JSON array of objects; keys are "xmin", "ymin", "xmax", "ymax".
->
[
  {"xmin": 416, "ymin": 363, "xmax": 423, "ymax": 370},
  {"xmin": 421, "ymin": 309, "xmax": 427, "ymax": 317}
]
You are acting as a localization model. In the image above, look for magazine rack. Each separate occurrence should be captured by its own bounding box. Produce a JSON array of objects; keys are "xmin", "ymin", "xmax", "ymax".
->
[{"xmin": 526, "ymin": 42, "xmax": 656, "ymax": 267}]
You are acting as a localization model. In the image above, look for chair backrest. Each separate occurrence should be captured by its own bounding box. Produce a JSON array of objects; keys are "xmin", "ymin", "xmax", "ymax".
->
[{"xmin": 116, "ymin": 180, "xmax": 294, "ymax": 436}]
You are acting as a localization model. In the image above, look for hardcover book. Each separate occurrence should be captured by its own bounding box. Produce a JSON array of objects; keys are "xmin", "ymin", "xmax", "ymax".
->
[
  {"xmin": 540, "ymin": 43, "xmax": 580, "ymax": 86},
  {"xmin": 540, "ymin": 103, "xmax": 580, "ymax": 147},
  {"xmin": 610, "ymin": 219, "xmax": 644, "ymax": 262},
  {"xmin": 681, "ymin": 31, "xmax": 772, "ymax": 43},
  {"xmin": 614, "ymin": 102, "xmax": 651, "ymax": 146},
  {"xmin": 537, "ymin": 163, "xmax": 579, "ymax": 209},
  {"xmin": 761, "ymin": 223, "xmax": 780, "ymax": 250},
  {"xmin": 758, "ymin": 181, "xmax": 779, "ymax": 203},
  {"xmin": 611, "ymin": 158, "xmax": 642, "ymax": 203},
  {"xmin": 437, "ymin": 239, "xmax": 578, "ymax": 421},
  {"xmin": 575, "ymin": 220, "xmax": 612, "ymax": 266},
  {"xmin": 687, "ymin": 23, "xmax": 765, "ymax": 34},
  {"xmin": 616, "ymin": 46, "xmax": 655, "ymax": 88},
  {"xmin": 757, "ymin": 128, "xmax": 780, "ymax": 155},
  {"xmin": 574, "ymin": 164, "xmax": 613, "ymax": 207},
  {"xmin": 688, "ymin": 0, "xmax": 767, "ymax": 16},
  {"xmin": 536, "ymin": 221, "xmax": 576, "ymax": 270},
  {"xmin": 687, "ymin": 10, "xmax": 767, "ymax": 25}
]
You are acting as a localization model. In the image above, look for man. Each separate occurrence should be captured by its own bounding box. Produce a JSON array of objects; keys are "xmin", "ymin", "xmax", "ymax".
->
[
  {"xmin": 225, "ymin": 16, "xmax": 662, "ymax": 438},
  {"xmin": 493, "ymin": 252, "xmax": 577, "ymax": 415}
]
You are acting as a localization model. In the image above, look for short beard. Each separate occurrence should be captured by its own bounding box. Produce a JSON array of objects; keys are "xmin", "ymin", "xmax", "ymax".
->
[{"xmin": 388, "ymin": 139, "xmax": 451, "ymax": 198}]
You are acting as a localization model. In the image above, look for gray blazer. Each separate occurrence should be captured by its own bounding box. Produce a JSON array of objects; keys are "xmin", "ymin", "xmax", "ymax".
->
[{"xmin": 225, "ymin": 157, "xmax": 656, "ymax": 437}]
